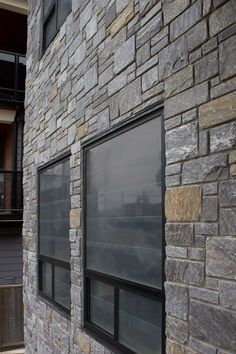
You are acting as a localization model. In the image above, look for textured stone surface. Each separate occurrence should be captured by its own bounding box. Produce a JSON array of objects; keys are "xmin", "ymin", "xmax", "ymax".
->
[
  {"xmin": 199, "ymin": 91, "xmax": 236, "ymax": 129},
  {"xmin": 165, "ymin": 65, "xmax": 193, "ymax": 98},
  {"xmin": 189, "ymin": 287, "xmax": 218, "ymax": 304},
  {"xmin": 219, "ymin": 181, "xmax": 236, "ymax": 207},
  {"xmin": 195, "ymin": 50, "xmax": 218, "ymax": 84},
  {"xmin": 163, "ymin": 0, "xmax": 189, "ymax": 25},
  {"xmin": 220, "ymin": 208, "xmax": 236, "ymax": 236},
  {"xmin": 182, "ymin": 154, "xmax": 228, "ymax": 184},
  {"xmin": 219, "ymin": 34, "xmax": 236, "ymax": 81},
  {"xmin": 210, "ymin": 122, "xmax": 236, "ymax": 153},
  {"xmin": 114, "ymin": 36, "xmax": 135, "ymax": 73},
  {"xmin": 165, "ymin": 283, "xmax": 188, "ymax": 320},
  {"xmin": 209, "ymin": 0, "xmax": 236, "ymax": 36},
  {"xmin": 201, "ymin": 196, "xmax": 218, "ymax": 222},
  {"xmin": 136, "ymin": 11, "xmax": 162, "ymax": 48},
  {"xmin": 109, "ymin": 2, "xmax": 134, "ymax": 37},
  {"xmin": 165, "ymin": 82, "xmax": 208, "ymax": 118},
  {"xmin": 166, "ymin": 122, "xmax": 198, "ymax": 163},
  {"xmin": 165, "ymin": 186, "xmax": 201, "ymax": 221},
  {"xmin": 142, "ymin": 66, "xmax": 159, "ymax": 92},
  {"xmin": 219, "ymin": 281, "xmax": 236, "ymax": 311},
  {"xmin": 166, "ymin": 259, "xmax": 204, "ymax": 286},
  {"xmin": 206, "ymin": 237, "xmax": 236, "ymax": 280},
  {"xmin": 190, "ymin": 300, "xmax": 236, "ymax": 351},
  {"xmin": 70, "ymin": 208, "xmax": 81, "ymax": 229},
  {"xmin": 118, "ymin": 78, "xmax": 141, "ymax": 114},
  {"xmin": 166, "ymin": 223, "xmax": 194, "ymax": 246},
  {"xmin": 187, "ymin": 20, "xmax": 208, "ymax": 52},
  {"xmin": 166, "ymin": 316, "xmax": 188, "ymax": 344},
  {"xmin": 189, "ymin": 337, "xmax": 217, "ymax": 354}
]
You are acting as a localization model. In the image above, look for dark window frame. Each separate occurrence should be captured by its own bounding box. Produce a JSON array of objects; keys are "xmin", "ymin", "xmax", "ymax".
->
[
  {"xmin": 82, "ymin": 103, "xmax": 166, "ymax": 354},
  {"xmin": 37, "ymin": 152, "xmax": 71, "ymax": 315},
  {"xmin": 42, "ymin": 0, "xmax": 72, "ymax": 53}
]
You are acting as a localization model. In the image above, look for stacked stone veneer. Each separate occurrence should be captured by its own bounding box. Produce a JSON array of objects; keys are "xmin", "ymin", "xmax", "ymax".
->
[{"xmin": 23, "ymin": 0, "xmax": 236, "ymax": 353}]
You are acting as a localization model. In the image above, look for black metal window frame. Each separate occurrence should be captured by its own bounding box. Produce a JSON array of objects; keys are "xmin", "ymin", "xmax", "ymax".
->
[
  {"xmin": 82, "ymin": 103, "xmax": 166, "ymax": 354},
  {"xmin": 42, "ymin": 0, "xmax": 72, "ymax": 53},
  {"xmin": 37, "ymin": 152, "xmax": 71, "ymax": 315}
]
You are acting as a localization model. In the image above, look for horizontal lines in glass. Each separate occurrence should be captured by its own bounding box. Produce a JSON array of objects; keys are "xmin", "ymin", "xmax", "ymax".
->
[
  {"xmin": 87, "ymin": 241, "xmax": 162, "ymax": 253},
  {"xmin": 87, "ymin": 215, "xmax": 162, "ymax": 222}
]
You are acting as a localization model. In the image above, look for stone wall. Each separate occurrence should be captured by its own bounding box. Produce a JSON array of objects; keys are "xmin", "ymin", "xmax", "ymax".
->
[{"xmin": 23, "ymin": 0, "xmax": 236, "ymax": 353}]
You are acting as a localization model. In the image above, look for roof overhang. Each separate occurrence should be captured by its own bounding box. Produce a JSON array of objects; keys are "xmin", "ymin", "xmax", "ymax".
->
[{"xmin": 0, "ymin": 0, "xmax": 27, "ymax": 15}]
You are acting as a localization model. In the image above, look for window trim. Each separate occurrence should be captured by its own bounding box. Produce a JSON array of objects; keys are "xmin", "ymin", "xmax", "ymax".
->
[
  {"xmin": 37, "ymin": 152, "xmax": 71, "ymax": 315},
  {"xmin": 41, "ymin": 0, "xmax": 72, "ymax": 53},
  {"xmin": 82, "ymin": 103, "xmax": 166, "ymax": 354}
]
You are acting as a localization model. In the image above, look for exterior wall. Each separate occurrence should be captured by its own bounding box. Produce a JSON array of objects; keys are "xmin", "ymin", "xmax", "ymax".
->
[{"xmin": 23, "ymin": 0, "xmax": 236, "ymax": 353}]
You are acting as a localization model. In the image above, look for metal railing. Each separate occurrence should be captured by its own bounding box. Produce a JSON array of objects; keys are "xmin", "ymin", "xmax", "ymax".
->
[
  {"xmin": 0, "ymin": 171, "xmax": 23, "ymax": 219},
  {"xmin": 0, "ymin": 50, "xmax": 26, "ymax": 104}
]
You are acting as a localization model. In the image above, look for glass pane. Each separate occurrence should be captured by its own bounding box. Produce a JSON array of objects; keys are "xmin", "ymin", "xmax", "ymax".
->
[
  {"xmin": 41, "ymin": 262, "xmax": 52, "ymax": 297},
  {"xmin": 119, "ymin": 290, "xmax": 162, "ymax": 354},
  {"xmin": 90, "ymin": 280, "xmax": 114, "ymax": 334},
  {"xmin": 58, "ymin": 0, "xmax": 72, "ymax": 27},
  {"xmin": 39, "ymin": 159, "xmax": 70, "ymax": 262},
  {"xmin": 86, "ymin": 117, "xmax": 163, "ymax": 288},
  {"xmin": 0, "ymin": 52, "xmax": 15, "ymax": 97},
  {"xmin": 43, "ymin": 0, "xmax": 54, "ymax": 17},
  {"xmin": 54, "ymin": 266, "xmax": 70, "ymax": 310},
  {"xmin": 44, "ymin": 11, "xmax": 56, "ymax": 49},
  {"xmin": 18, "ymin": 56, "xmax": 26, "ymax": 91}
]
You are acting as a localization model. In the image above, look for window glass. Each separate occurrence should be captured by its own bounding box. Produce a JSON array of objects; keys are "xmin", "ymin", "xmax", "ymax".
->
[
  {"xmin": 41, "ymin": 262, "xmax": 52, "ymax": 297},
  {"xmin": 86, "ymin": 117, "xmax": 163, "ymax": 288},
  {"xmin": 39, "ymin": 159, "xmax": 70, "ymax": 262},
  {"xmin": 58, "ymin": 0, "xmax": 72, "ymax": 27},
  {"xmin": 54, "ymin": 266, "xmax": 70, "ymax": 310},
  {"xmin": 43, "ymin": 0, "xmax": 54, "ymax": 16},
  {"xmin": 90, "ymin": 280, "xmax": 114, "ymax": 334},
  {"xmin": 44, "ymin": 11, "xmax": 57, "ymax": 49},
  {"xmin": 119, "ymin": 290, "xmax": 162, "ymax": 354}
]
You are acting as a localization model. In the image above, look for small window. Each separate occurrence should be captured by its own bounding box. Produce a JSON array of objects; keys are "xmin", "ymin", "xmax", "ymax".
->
[
  {"xmin": 42, "ymin": 0, "xmax": 72, "ymax": 51},
  {"xmin": 83, "ymin": 109, "xmax": 165, "ymax": 354},
  {"xmin": 38, "ymin": 156, "xmax": 71, "ymax": 313}
]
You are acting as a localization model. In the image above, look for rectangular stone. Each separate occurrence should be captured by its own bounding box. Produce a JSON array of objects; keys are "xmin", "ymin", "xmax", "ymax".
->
[
  {"xmin": 142, "ymin": 66, "xmax": 159, "ymax": 92},
  {"xmin": 220, "ymin": 208, "xmax": 236, "ymax": 236},
  {"xmin": 203, "ymin": 183, "xmax": 218, "ymax": 195},
  {"xmin": 165, "ymin": 186, "xmax": 201, "ymax": 222},
  {"xmin": 108, "ymin": 71, "xmax": 127, "ymax": 96},
  {"xmin": 165, "ymin": 115, "xmax": 181, "ymax": 131},
  {"xmin": 165, "ymin": 82, "xmax": 209, "ymax": 118},
  {"xmin": 118, "ymin": 78, "xmax": 141, "ymax": 114},
  {"xmin": 166, "ymin": 259, "xmax": 204, "ymax": 286},
  {"xmin": 189, "ymin": 337, "xmax": 217, "ymax": 354},
  {"xmin": 187, "ymin": 19, "xmax": 208, "ymax": 52},
  {"xmin": 219, "ymin": 34, "xmax": 236, "ymax": 81},
  {"xmin": 220, "ymin": 181, "xmax": 236, "ymax": 207},
  {"xmin": 166, "ymin": 316, "xmax": 188, "ymax": 344},
  {"xmin": 165, "ymin": 283, "xmax": 188, "ymax": 320},
  {"xmin": 206, "ymin": 237, "xmax": 236, "ymax": 279},
  {"xmin": 190, "ymin": 300, "xmax": 236, "ymax": 351},
  {"xmin": 182, "ymin": 154, "xmax": 228, "ymax": 184},
  {"xmin": 166, "ymin": 246, "xmax": 187, "ymax": 259},
  {"xmin": 211, "ymin": 77, "xmax": 236, "ymax": 100},
  {"xmin": 210, "ymin": 122, "xmax": 236, "ymax": 153},
  {"xmin": 166, "ymin": 122, "xmax": 198, "ymax": 163},
  {"xmin": 114, "ymin": 36, "xmax": 135, "ymax": 74},
  {"xmin": 84, "ymin": 64, "xmax": 98, "ymax": 93},
  {"xmin": 200, "ymin": 91, "xmax": 236, "ymax": 129},
  {"xmin": 209, "ymin": 0, "xmax": 236, "ymax": 36},
  {"xmin": 165, "ymin": 223, "xmax": 194, "ymax": 246},
  {"xmin": 170, "ymin": 0, "xmax": 202, "ymax": 41},
  {"xmin": 165, "ymin": 65, "xmax": 193, "ymax": 99},
  {"xmin": 201, "ymin": 196, "xmax": 218, "ymax": 222},
  {"xmin": 189, "ymin": 287, "xmax": 218, "ymax": 304},
  {"xmin": 219, "ymin": 281, "xmax": 236, "ymax": 311},
  {"xmin": 195, "ymin": 50, "xmax": 218, "ymax": 84},
  {"xmin": 195, "ymin": 223, "xmax": 218, "ymax": 236},
  {"xmin": 163, "ymin": 0, "xmax": 190, "ymax": 25},
  {"xmin": 109, "ymin": 2, "xmax": 134, "ymax": 37},
  {"xmin": 136, "ymin": 12, "xmax": 162, "ymax": 48},
  {"xmin": 165, "ymin": 163, "xmax": 181, "ymax": 176}
]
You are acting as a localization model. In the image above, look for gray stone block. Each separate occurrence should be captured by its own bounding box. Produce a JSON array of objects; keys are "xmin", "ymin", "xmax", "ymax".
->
[
  {"xmin": 219, "ymin": 34, "xmax": 236, "ymax": 81},
  {"xmin": 201, "ymin": 196, "xmax": 218, "ymax": 222},
  {"xmin": 209, "ymin": 0, "xmax": 236, "ymax": 36},
  {"xmin": 166, "ymin": 259, "xmax": 204, "ymax": 286},
  {"xmin": 165, "ymin": 65, "xmax": 193, "ymax": 99},
  {"xmin": 166, "ymin": 316, "xmax": 188, "ymax": 344},
  {"xmin": 189, "ymin": 287, "xmax": 218, "ymax": 304},
  {"xmin": 182, "ymin": 154, "xmax": 228, "ymax": 184},
  {"xmin": 189, "ymin": 337, "xmax": 217, "ymax": 354},
  {"xmin": 166, "ymin": 122, "xmax": 198, "ymax": 163},
  {"xmin": 163, "ymin": 0, "xmax": 190, "ymax": 25},
  {"xmin": 206, "ymin": 237, "xmax": 236, "ymax": 279},
  {"xmin": 165, "ymin": 283, "xmax": 188, "ymax": 320},
  {"xmin": 219, "ymin": 181, "xmax": 236, "ymax": 207},
  {"xmin": 219, "ymin": 281, "xmax": 236, "ymax": 311},
  {"xmin": 195, "ymin": 222, "xmax": 218, "ymax": 236},
  {"xmin": 187, "ymin": 20, "xmax": 208, "ymax": 52},
  {"xmin": 137, "ymin": 41, "xmax": 150, "ymax": 67},
  {"xmin": 165, "ymin": 223, "xmax": 194, "ymax": 246},
  {"xmin": 118, "ymin": 78, "xmax": 141, "ymax": 114},
  {"xmin": 142, "ymin": 66, "xmax": 159, "ymax": 92},
  {"xmin": 114, "ymin": 36, "xmax": 135, "ymax": 74},
  {"xmin": 84, "ymin": 64, "xmax": 98, "ymax": 92},
  {"xmin": 220, "ymin": 208, "xmax": 236, "ymax": 236},
  {"xmin": 190, "ymin": 300, "xmax": 236, "ymax": 351},
  {"xmin": 166, "ymin": 246, "xmax": 187, "ymax": 258},
  {"xmin": 136, "ymin": 12, "xmax": 162, "ymax": 48},
  {"xmin": 195, "ymin": 50, "xmax": 218, "ymax": 84}
]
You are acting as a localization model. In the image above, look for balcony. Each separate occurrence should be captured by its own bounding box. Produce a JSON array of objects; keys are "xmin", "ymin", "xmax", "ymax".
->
[
  {"xmin": 0, "ymin": 50, "xmax": 26, "ymax": 104},
  {"xmin": 0, "ymin": 171, "xmax": 23, "ymax": 221}
]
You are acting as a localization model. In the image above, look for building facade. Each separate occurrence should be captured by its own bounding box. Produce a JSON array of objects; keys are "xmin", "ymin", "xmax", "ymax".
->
[
  {"xmin": 24, "ymin": 0, "xmax": 236, "ymax": 353},
  {"xmin": 0, "ymin": 1, "xmax": 27, "ymax": 350}
]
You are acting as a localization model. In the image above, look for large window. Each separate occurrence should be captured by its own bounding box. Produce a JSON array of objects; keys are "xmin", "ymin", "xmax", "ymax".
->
[
  {"xmin": 42, "ymin": 0, "xmax": 72, "ymax": 51},
  {"xmin": 83, "ymin": 109, "xmax": 164, "ymax": 354},
  {"xmin": 38, "ymin": 155, "xmax": 71, "ymax": 313}
]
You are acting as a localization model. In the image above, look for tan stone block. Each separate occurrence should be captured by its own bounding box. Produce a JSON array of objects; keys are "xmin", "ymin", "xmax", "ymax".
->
[
  {"xmin": 70, "ymin": 208, "xmax": 80, "ymax": 229},
  {"xmin": 165, "ymin": 65, "xmax": 193, "ymax": 99},
  {"xmin": 165, "ymin": 186, "xmax": 201, "ymax": 221},
  {"xmin": 230, "ymin": 164, "xmax": 236, "ymax": 176},
  {"xmin": 109, "ymin": 2, "xmax": 134, "ymax": 37},
  {"xmin": 199, "ymin": 91, "xmax": 236, "ymax": 128},
  {"xmin": 49, "ymin": 87, "xmax": 58, "ymax": 101},
  {"xmin": 229, "ymin": 150, "xmax": 236, "ymax": 164},
  {"xmin": 77, "ymin": 123, "xmax": 88, "ymax": 139}
]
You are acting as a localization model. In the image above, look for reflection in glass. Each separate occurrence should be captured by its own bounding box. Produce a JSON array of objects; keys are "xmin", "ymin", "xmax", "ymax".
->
[
  {"xmin": 86, "ymin": 117, "xmax": 163, "ymax": 288},
  {"xmin": 119, "ymin": 290, "xmax": 162, "ymax": 354},
  {"xmin": 90, "ymin": 280, "xmax": 114, "ymax": 334},
  {"xmin": 41, "ymin": 262, "xmax": 52, "ymax": 297},
  {"xmin": 39, "ymin": 159, "xmax": 70, "ymax": 262},
  {"xmin": 58, "ymin": 0, "xmax": 72, "ymax": 27},
  {"xmin": 44, "ymin": 12, "xmax": 57, "ymax": 49},
  {"xmin": 54, "ymin": 266, "xmax": 70, "ymax": 310}
]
